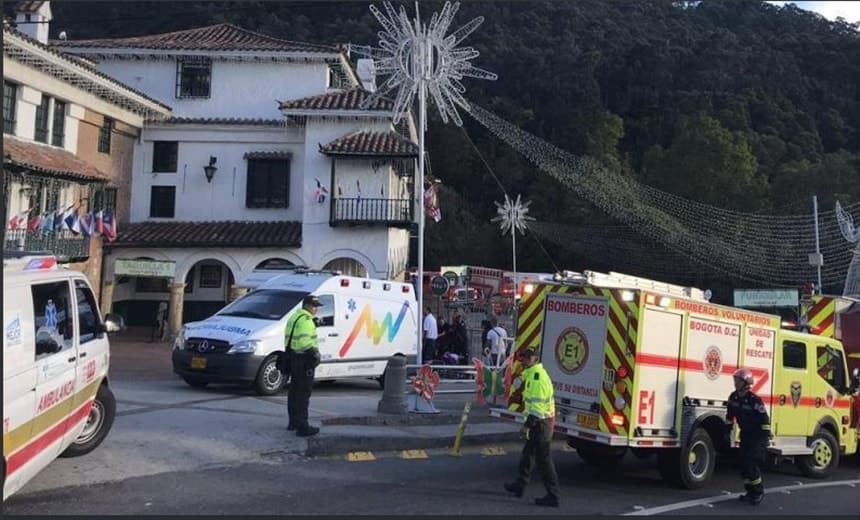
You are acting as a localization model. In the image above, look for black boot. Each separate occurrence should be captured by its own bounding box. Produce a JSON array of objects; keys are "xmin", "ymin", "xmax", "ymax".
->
[
  {"xmin": 503, "ymin": 482, "xmax": 524, "ymax": 498},
  {"xmin": 296, "ymin": 426, "xmax": 320, "ymax": 437},
  {"xmin": 534, "ymin": 494, "xmax": 559, "ymax": 507}
]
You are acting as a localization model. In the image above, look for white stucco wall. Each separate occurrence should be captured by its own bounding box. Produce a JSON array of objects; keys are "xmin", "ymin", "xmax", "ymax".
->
[
  {"xmin": 130, "ymin": 125, "xmax": 305, "ymax": 222},
  {"xmin": 94, "ymin": 59, "xmax": 329, "ymax": 119}
]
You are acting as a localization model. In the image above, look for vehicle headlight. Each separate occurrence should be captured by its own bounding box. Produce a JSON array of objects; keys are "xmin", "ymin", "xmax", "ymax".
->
[
  {"xmin": 174, "ymin": 328, "xmax": 186, "ymax": 350},
  {"xmin": 227, "ymin": 339, "xmax": 261, "ymax": 354}
]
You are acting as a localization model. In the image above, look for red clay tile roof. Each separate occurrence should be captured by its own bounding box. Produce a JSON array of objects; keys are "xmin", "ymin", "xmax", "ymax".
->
[
  {"xmin": 279, "ymin": 88, "xmax": 393, "ymax": 112},
  {"xmin": 3, "ymin": 136, "xmax": 109, "ymax": 182},
  {"xmin": 113, "ymin": 221, "xmax": 302, "ymax": 248},
  {"xmin": 146, "ymin": 117, "xmax": 285, "ymax": 126},
  {"xmin": 16, "ymin": 1, "xmax": 46, "ymax": 14},
  {"xmin": 243, "ymin": 151, "xmax": 293, "ymax": 160},
  {"xmin": 57, "ymin": 23, "xmax": 338, "ymax": 54},
  {"xmin": 320, "ymin": 130, "xmax": 417, "ymax": 157}
]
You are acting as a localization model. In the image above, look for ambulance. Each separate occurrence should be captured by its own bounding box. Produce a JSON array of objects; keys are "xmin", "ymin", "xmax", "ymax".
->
[
  {"xmin": 492, "ymin": 270, "xmax": 860, "ymax": 489},
  {"xmin": 172, "ymin": 269, "xmax": 418, "ymax": 395},
  {"xmin": 3, "ymin": 254, "xmax": 125, "ymax": 500}
]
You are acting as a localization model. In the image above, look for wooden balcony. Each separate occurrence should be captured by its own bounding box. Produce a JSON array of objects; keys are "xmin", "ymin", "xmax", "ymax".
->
[
  {"xmin": 3, "ymin": 229, "xmax": 90, "ymax": 260},
  {"xmin": 330, "ymin": 198, "xmax": 414, "ymax": 228}
]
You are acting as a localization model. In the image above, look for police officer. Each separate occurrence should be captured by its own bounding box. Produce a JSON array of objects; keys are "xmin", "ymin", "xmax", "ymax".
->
[
  {"xmin": 726, "ymin": 367, "xmax": 771, "ymax": 505},
  {"xmin": 504, "ymin": 347, "xmax": 560, "ymax": 507},
  {"xmin": 285, "ymin": 295, "xmax": 323, "ymax": 437}
]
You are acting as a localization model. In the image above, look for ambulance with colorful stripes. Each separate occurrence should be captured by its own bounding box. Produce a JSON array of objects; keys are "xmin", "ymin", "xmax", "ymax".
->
[
  {"xmin": 492, "ymin": 270, "xmax": 860, "ymax": 489},
  {"xmin": 3, "ymin": 254, "xmax": 125, "ymax": 500}
]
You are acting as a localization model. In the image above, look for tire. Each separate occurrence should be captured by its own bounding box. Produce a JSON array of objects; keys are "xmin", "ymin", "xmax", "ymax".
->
[
  {"xmin": 254, "ymin": 354, "xmax": 286, "ymax": 396},
  {"xmin": 797, "ymin": 429, "xmax": 840, "ymax": 479},
  {"xmin": 658, "ymin": 427, "xmax": 715, "ymax": 489},
  {"xmin": 182, "ymin": 376, "xmax": 209, "ymax": 388},
  {"xmin": 60, "ymin": 384, "xmax": 116, "ymax": 458}
]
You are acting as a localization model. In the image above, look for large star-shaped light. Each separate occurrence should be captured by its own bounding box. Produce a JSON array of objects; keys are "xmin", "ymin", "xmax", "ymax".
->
[
  {"xmin": 352, "ymin": 1, "xmax": 497, "ymax": 126},
  {"xmin": 492, "ymin": 194, "xmax": 534, "ymax": 236}
]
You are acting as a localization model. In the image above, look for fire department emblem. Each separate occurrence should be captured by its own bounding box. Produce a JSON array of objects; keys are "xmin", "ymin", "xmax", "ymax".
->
[
  {"xmin": 790, "ymin": 381, "xmax": 802, "ymax": 407},
  {"xmin": 825, "ymin": 389, "xmax": 835, "ymax": 408},
  {"xmin": 555, "ymin": 327, "xmax": 588, "ymax": 376},
  {"xmin": 703, "ymin": 346, "xmax": 722, "ymax": 380}
]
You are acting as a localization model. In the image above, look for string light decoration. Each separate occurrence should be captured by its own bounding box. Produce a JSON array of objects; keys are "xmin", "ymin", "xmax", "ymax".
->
[
  {"xmin": 492, "ymin": 194, "xmax": 534, "ymax": 313},
  {"xmin": 836, "ymin": 201, "xmax": 860, "ymax": 297},
  {"xmin": 467, "ymin": 103, "xmax": 858, "ymax": 287}
]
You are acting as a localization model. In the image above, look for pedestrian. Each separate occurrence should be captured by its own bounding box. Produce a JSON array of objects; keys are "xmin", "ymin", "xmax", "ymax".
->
[
  {"xmin": 486, "ymin": 318, "xmax": 508, "ymax": 367},
  {"xmin": 422, "ymin": 306, "xmax": 438, "ymax": 364},
  {"xmin": 504, "ymin": 347, "xmax": 560, "ymax": 507},
  {"xmin": 726, "ymin": 367, "xmax": 771, "ymax": 505},
  {"xmin": 285, "ymin": 295, "xmax": 324, "ymax": 437},
  {"xmin": 450, "ymin": 313, "xmax": 469, "ymax": 360}
]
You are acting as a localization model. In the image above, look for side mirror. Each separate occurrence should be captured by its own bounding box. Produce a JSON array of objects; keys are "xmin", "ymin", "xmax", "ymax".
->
[{"xmin": 104, "ymin": 313, "xmax": 126, "ymax": 333}]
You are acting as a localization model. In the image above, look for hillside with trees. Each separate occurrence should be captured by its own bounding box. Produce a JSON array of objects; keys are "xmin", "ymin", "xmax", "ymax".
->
[{"xmin": 23, "ymin": 0, "xmax": 860, "ymax": 294}]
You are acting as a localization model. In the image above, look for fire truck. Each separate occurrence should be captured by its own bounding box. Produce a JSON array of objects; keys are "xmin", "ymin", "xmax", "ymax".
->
[{"xmin": 491, "ymin": 270, "xmax": 860, "ymax": 489}]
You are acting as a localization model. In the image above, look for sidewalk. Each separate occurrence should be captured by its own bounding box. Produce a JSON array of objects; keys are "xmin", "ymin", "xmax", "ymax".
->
[{"xmin": 110, "ymin": 335, "xmax": 522, "ymax": 460}]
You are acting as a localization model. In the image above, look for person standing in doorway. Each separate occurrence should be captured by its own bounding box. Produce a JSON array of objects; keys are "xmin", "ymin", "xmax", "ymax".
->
[
  {"xmin": 504, "ymin": 347, "xmax": 560, "ymax": 507},
  {"xmin": 286, "ymin": 295, "xmax": 323, "ymax": 437},
  {"xmin": 422, "ymin": 306, "xmax": 438, "ymax": 364}
]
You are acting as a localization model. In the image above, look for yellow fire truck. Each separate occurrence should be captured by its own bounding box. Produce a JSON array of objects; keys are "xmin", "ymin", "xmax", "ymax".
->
[{"xmin": 492, "ymin": 271, "xmax": 860, "ymax": 489}]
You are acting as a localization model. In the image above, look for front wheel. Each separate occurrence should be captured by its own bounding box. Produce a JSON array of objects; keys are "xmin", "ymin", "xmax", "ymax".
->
[
  {"xmin": 254, "ymin": 355, "xmax": 286, "ymax": 396},
  {"xmin": 60, "ymin": 384, "xmax": 116, "ymax": 457},
  {"xmin": 797, "ymin": 430, "xmax": 839, "ymax": 478}
]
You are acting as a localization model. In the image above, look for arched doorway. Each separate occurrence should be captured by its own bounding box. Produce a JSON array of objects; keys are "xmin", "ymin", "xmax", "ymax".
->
[
  {"xmin": 183, "ymin": 259, "xmax": 235, "ymax": 323},
  {"xmin": 323, "ymin": 257, "xmax": 367, "ymax": 277},
  {"xmin": 111, "ymin": 255, "xmax": 188, "ymax": 328},
  {"xmin": 255, "ymin": 257, "xmax": 295, "ymax": 270}
]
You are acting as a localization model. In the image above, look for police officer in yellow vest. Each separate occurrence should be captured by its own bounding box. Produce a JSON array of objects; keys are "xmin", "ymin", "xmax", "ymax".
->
[
  {"xmin": 285, "ymin": 295, "xmax": 323, "ymax": 437},
  {"xmin": 504, "ymin": 347, "xmax": 561, "ymax": 507}
]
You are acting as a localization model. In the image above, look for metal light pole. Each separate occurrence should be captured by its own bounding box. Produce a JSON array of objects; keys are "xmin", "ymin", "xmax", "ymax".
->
[
  {"xmin": 353, "ymin": 1, "xmax": 497, "ymax": 364},
  {"xmin": 492, "ymin": 194, "xmax": 533, "ymax": 337}
]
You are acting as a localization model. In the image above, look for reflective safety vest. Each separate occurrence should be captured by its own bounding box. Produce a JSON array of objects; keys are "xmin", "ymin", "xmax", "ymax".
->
[
  {"xmin": 285, "ymin": 308, "xmax": 317, "ymax": 352},
  {"xmin": 522, "ymin": 362, "xmax": 555, "ymax": 419}
]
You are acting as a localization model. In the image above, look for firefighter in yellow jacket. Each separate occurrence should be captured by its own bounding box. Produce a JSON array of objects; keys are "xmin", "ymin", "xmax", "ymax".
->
[
  {"xmin": 285, "ymin": 295, "xmax": 323, "ymax": 437},
  {"xmin": 504, "ymin": 347, "xmax": 561, "ymax": 507}
]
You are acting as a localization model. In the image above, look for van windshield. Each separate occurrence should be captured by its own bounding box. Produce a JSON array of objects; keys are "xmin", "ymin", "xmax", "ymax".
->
[{"xmin": 217, "ymin": 290, "xmax": 308, "ymax": 320}]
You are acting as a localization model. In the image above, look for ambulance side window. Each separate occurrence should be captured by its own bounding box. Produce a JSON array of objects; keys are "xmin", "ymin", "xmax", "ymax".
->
[
  {"xmin": 75, "ymin": 280, "xmax": 101, "ymax": 344},
  {"xmin": 316, "ymin": 294, "xmax": 335, "ymax": 327},
  {"xmin": 816, "ymin": 345, "xmax": 846, "ymax": 392},
  {"xmin": 31, "ymin": 281, "xmax": 73, "ymax": 359},
  {"xmin": 783, "ymin": 341, "xmax": 807, "ymax": 369}
]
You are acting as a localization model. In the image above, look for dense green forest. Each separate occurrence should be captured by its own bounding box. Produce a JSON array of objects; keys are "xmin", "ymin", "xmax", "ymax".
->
[{"xmin": 19, "ymin": 0, "xmax": 860, "ymax": 295}]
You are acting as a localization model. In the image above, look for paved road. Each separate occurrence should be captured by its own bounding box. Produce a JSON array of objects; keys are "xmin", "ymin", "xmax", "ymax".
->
[{"xmin": 5, "ymin": 444, "xmax": 859, "ymax": 515}]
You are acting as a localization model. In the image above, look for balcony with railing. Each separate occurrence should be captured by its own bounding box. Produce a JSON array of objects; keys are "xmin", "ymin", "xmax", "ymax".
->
[
  {"xmin": 3, "ymin": 229, "xmax": 90, "ymax": 260},
  {"xmin": 330, "ymin": 198, "xmax": 414, "ymax": 228}
]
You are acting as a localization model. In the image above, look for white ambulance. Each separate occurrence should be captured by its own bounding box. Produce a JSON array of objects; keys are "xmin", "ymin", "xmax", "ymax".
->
[
  {"xmin": 3, "ymin": 254, "xmax": 125, "ymax": 500},
  {"xmin": 172, "ymin": 269, "xmax": 418, "ymax": 395}
]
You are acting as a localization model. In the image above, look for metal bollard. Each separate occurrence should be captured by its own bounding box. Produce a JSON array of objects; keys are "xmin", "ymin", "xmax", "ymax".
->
[{"xmin": 377, "ymin": 355, "xmax": 407, "ymax": 414}]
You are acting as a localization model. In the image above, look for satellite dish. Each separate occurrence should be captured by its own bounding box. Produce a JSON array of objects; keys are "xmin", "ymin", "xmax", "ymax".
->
[{"xmin": 58, "ymin": 31, "xmax": 67, "ymax": 40}]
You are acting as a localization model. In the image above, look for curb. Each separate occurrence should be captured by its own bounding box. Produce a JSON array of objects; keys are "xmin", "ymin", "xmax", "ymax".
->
[{"xmin": 304, "ymin": 430, "xmax": 522, "ymax": 457}]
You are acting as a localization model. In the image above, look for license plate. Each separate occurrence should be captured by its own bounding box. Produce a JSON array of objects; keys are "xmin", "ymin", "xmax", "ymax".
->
[
  {"xmin": 576, "ymin": 413, "xmax": 599, "ymax": 430},
  {"xmin": 190, "ymin": 357, "xmax": 207, "ymax": 370}
]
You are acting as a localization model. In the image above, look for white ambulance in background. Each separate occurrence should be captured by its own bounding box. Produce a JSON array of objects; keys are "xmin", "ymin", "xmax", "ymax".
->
[
  {"xmin": 3, "ymin": 254, "xmax": 125, "ymax": 500},
  {"xmin": 172, "ymin": 269, "xmax": 418, "ymax": 395}
]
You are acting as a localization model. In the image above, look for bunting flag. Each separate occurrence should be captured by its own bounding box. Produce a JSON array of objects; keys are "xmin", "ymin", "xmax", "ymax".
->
[
  {"xmin": 40, "ymin": 211, "xmax": 55, "ymax": 235},
  {"xmin": 27, "ymin": 213, "xmax": 43, "ymax": 233},
  {"xmin": 102, "ymin": 210, "xmax": 117, "ymax": 242},
  {"xmin": 95, "ymin": 210, "xmax": 105, "ymax": 235},
  {"xmin": 7, "ymin": 208, "xmax": 31, "ymax": 230},
  {"xmin": 314, "ymin": 178, "xmax": 329, "ymax": 204},
  {"xmin": 64, "ymin": 209, "xmax": 81, "ymax": 235},
  {"xmin": 79, "ymin": 212, "xmax": 96, "ymax": 236},
  {"xmin": 424, "ymin": 183, "xmax": 441, "ymax": 222}
]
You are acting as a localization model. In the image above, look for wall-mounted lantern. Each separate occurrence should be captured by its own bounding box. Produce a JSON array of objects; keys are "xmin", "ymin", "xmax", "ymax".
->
[{"xmin": 203, "ymin": 156, "xmax": 217, "ymax": 183}]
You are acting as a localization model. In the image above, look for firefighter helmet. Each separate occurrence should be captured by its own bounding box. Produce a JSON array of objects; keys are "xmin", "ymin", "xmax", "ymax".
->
[{"xmin": 733, "ymin": 367, "xmax": 754, "ymax": 386}]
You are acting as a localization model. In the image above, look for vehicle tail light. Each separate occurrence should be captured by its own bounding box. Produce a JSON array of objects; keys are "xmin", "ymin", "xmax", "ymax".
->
[{"xmin": 611, "ymin": 414, "xmax": 625, "ymax": 426}]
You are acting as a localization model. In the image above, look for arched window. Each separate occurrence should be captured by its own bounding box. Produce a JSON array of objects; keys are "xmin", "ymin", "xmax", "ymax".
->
[
  {"xmin": 322, "ymin": 257, "xmax": 367, "ymax": 277},
  {"xmin": 255, "ymin": 258, "xmax": 295, "ymax": 270}
]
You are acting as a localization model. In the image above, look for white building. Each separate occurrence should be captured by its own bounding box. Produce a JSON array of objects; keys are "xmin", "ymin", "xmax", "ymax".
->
[{"xmin": 57, "ymin": 23, "xmax": 417, "ymax": 331}]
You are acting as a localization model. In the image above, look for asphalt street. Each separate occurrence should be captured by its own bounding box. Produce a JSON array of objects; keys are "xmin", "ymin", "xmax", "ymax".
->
[{"xmin": 5, "ymin": 444, "xmax": 859, "ymax": 516}]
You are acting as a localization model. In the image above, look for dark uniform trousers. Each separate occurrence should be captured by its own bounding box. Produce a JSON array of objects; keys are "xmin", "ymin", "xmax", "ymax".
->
[
  {"xmin": 740, "ymin": 436, "xmax": 767, "ymax": 496},
  {"xmin": 288, "ymin": 350, "xmax": 316, "ymax": 430},
  {"xmin": 516, "ymin": 417, "xmax": 560, "ymax": 497}
]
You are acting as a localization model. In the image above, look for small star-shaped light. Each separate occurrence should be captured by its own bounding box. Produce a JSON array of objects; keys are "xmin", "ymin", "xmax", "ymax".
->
[
  {"xmin": 491, "ymin": 194, "xmax": 534, "ymax": 236},
  {"xmin": 352, "ymin": 1, "xmax": 497, "ymax": 126}
]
